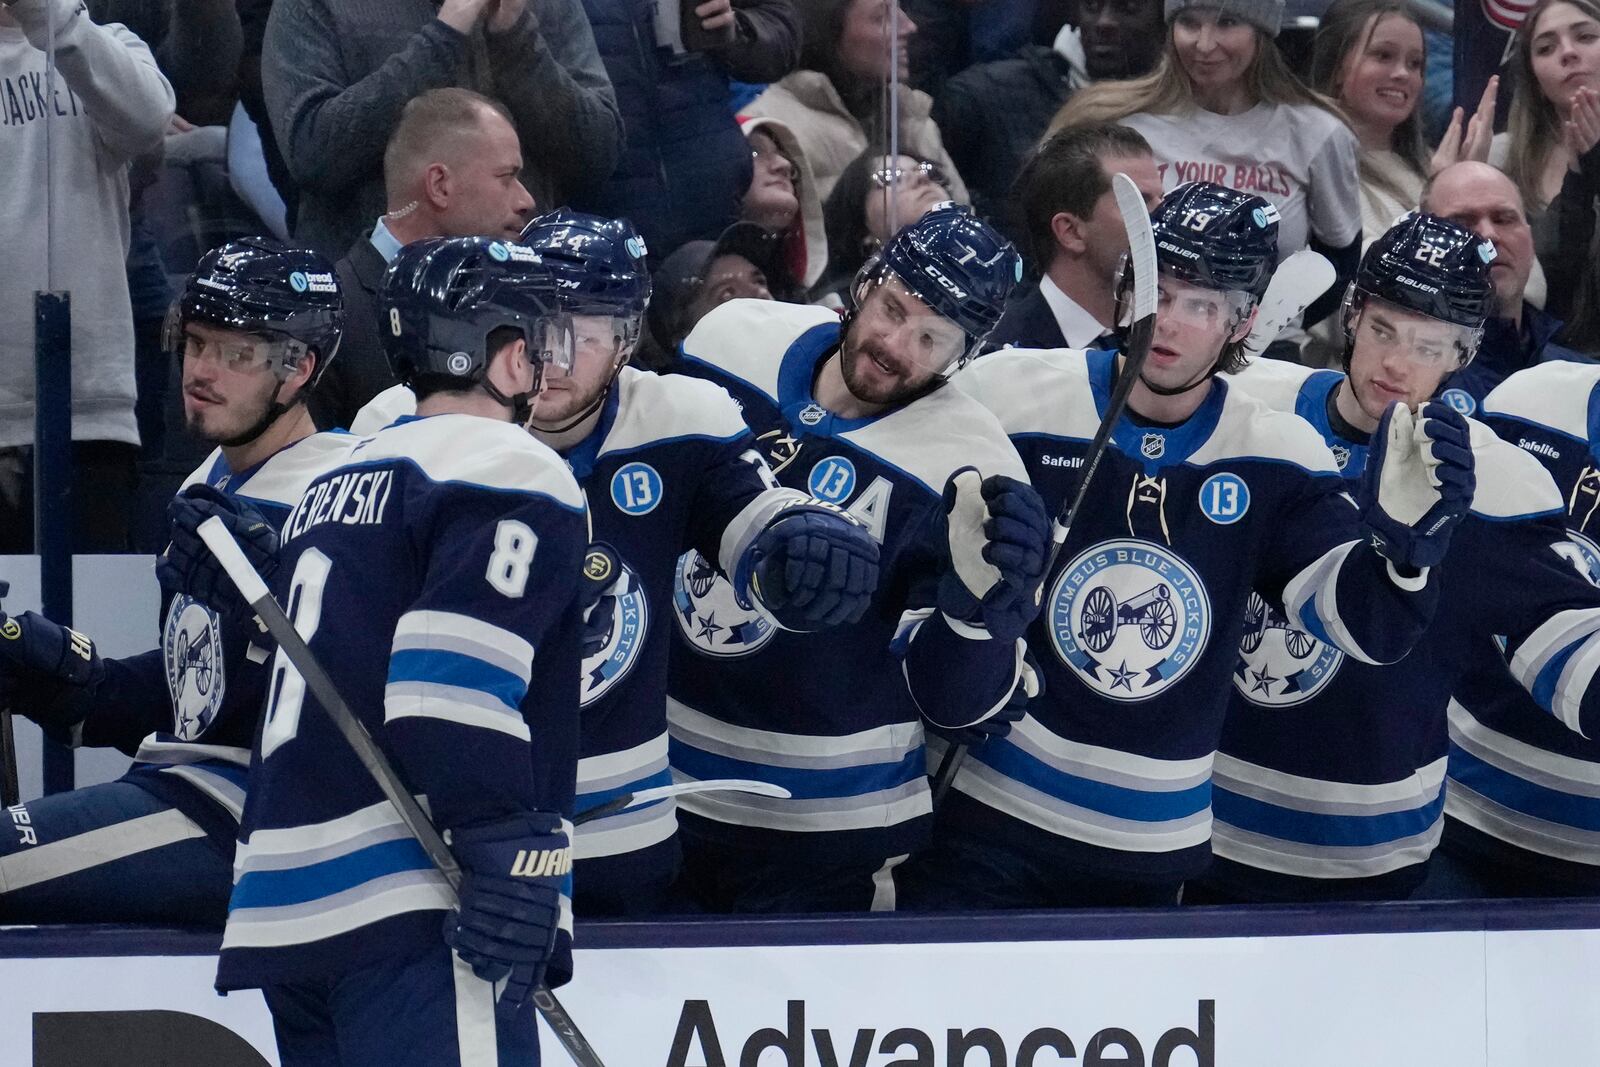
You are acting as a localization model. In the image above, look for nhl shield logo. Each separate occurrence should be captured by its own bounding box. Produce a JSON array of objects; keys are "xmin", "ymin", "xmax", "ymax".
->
[
  {"xmin": 581, "ymin": 558, "xmax": 649, "ymax": 706},
  {"xmin": 798, "ymin": 403, "xmax": 827, "ymax": 427},
  {"xmin": 673, "ymin": 550, "xmax": 776, "ymax": 657},
  {"xmin": 1048, "ymin": 538, "xmax": 1211, "ymax": 701},
  {"xmin": 1140, "ymin": 433, "xmax": 1166, "ymax": 460},
  {"xmin": 162, "ymin": 595, "xmax": 225, "ymax": 739},
  {"xmin": 1232, "ymin": 592, "xmax": 1343, "ymax": 707},
  {"xmin": 1330, "ymin": 444, "xmax": 1352, "ymax": 471}
]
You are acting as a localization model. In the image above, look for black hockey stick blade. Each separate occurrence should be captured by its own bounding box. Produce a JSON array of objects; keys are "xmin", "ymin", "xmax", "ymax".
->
[
  {"xmin": 0, "ymin": 580, "xmax": 17, "ymax": 808},
  {"xmin": 194, "ymin": 519, "xmax": 610, "ymax": 1067},
  {"xmin": 931, "ymin": 173, "xmax": 1157, "ymax": 807}
]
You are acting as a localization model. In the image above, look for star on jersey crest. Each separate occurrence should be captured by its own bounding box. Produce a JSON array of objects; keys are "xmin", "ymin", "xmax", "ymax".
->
[
  {"xmin": 1249, "ymin": 665, "xmax": 1278, "ymax": 695},
  {"xmin": 696, "ymin": 613, "xmax": 724, "ymax": 642},
  {"xmin": 1107, "ymin": 660, "xmax": 1138, "ymax": 692}
]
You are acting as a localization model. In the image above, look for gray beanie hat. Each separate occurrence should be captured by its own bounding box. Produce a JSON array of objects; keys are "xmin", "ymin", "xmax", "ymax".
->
[{"xmin": 1163, "ymin": 0, "xmax": 1284, "ymax": 37}]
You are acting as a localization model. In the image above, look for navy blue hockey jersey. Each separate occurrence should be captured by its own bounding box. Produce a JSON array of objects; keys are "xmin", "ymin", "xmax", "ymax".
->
[
  {"xmin": 216, "ymin": 414, "xmax": 587, "ymax": 990},
  {"xmin": 1212, "ymin": 361, "xmax": 1600, "ymax": 898},
  {"xmin": 666, "ymin": 300, "xmax": 1028, "ymax": 865},
  {"xmin": 1460, "ymin": 361, "xmax": 1600, "ymax": 885},
  {"xmin": 945, "ymin": 347, "xmax": 1443, "ymax": 885},
  {"xmin": 89, "ymin": 434, "xmax": 355, "ymax": 848}
]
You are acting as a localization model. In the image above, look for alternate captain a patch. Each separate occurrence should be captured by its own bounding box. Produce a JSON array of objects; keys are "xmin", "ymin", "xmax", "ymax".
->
[{"xmin": 1048, "ymin": 539, "xmax": 1210, "ymax": 702}]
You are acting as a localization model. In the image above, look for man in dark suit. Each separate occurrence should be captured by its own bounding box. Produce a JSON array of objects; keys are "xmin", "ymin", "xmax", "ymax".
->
[
  {"xmin": 312, "ymin": 88, "xmax": 537, "ymax": 430},
  {"xmin": 987, "ymin": 124, "xmax": 1162, "ymax": 352}
]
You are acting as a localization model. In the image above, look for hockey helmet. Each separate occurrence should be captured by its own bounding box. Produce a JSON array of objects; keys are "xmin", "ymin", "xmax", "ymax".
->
[
  {"xmin": 168, "ymin": 236, "xmax": 344, "ymax": 387},
  {"xmin": 519, "ymin": 209, "xmax": 652, "ymax": 324},
  {"xmin": 862, "ymin": 203, "xmax": 1023, "ymax": 353},
  {"xmin": 1353, "ymin": 213, "xmax": 1495, "ymax": 331},
  {"xmin": 1147, "ymin": 182, "xmax": 1279, "ymax": 300},
  {"xmin": 378, "ymin": 236, "xmax": 572, "ymax": 391}
]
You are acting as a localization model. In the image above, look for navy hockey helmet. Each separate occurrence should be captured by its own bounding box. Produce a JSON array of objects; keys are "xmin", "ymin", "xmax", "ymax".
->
[
  {"xmin": 379, "ymin": 236, "xmax": 572, "ymax": 398},
  {"xmin": 1147, "ymin": 181, "xmax": 1280, "ymax": 300},
  {"xmin": 863, "ymin": 203, "xmax": 1023, "ymax": 354},
  {"xmin": 169, "ymin": 236, "xmax": 344, "ymax": 387},
  {"xmin": 1352, "ymin": 212, "xmax": 1495, "ymax": 331},
  {"xmin": 519, "ymin": 209, "xmax": 652, "ymax": 324}
]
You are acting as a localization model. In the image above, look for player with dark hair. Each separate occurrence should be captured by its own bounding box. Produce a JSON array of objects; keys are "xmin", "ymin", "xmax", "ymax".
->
[
  {"xmin": 902, "ymin": 183, "xmax": 1476, "ymax": 909},
  {"xmin": 0, "ymin": 238, "xmax": 352, "ymax": 925},
  {"xmin": 354, "ymin": 209, "xmax": 883, "ymax": 916},
  {"xmin": 663, "ymin": 205, "xmax": 1053, "ymax": 912},
  {"xmin": 208, "ymin": 236, "xmax": 588, "ymax": 1064},
  {"xmin": 1203, "ymin": 213, "xmax": 1600, "ymax": 903}
]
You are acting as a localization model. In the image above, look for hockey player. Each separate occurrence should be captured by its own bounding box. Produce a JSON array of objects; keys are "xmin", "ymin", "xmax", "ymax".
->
[
  {"xmin": 1198, "ymin": 213, "xmax": 1600, "ymax": 903},
  {"xmin": 901, "ymin": 183, "xmax": 1477, "ymax": 909},
  {"xmin": 664, "ymin": 205, "xmax": 1053, "ymax": 912},
  {"xmin": 0, "ymin": 238, "xmax": 350, "ymax": 924},
  {"xmin": 1438, "ymin": 320, "xmax": 1600, "ymax": 896},
  {"xmin": 212, "ymin": 236, "xmax": 587, "ymax": 1064},
  {"xmin": 354, "ymin": 210, "xmax": 884, "ymax": 915}
]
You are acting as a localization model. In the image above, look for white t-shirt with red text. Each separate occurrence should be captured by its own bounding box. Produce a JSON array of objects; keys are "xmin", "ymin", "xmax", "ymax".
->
[{"xmin": 1124, "ymin": 102, "xmax": 1361, "ymax": 260}]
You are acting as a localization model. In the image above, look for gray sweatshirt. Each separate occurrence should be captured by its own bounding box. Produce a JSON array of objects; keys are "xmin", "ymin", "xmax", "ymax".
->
[{"xmin": 0, "ymin": 0, "xmax": 173, "ymax": 449}]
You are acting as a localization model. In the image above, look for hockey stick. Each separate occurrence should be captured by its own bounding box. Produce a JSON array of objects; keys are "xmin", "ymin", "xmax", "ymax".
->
[
  {"xmin": 194, "ymin": 518, "xmax": 608, "ymax": 1067},
  {"xmin": 1240, "ymin": 249, "xmax": 1336, "ymax": 358},
  {"xmin": 930, "ymin": 173, "xmax": 1158, "ymax": 806},
  {"xmin": 574, "ymin": 778, "xmax": 790, "ymax": 826},
  {"xmin": 0, "ymin": 581, "xmax": 17, "ymax": 808}
]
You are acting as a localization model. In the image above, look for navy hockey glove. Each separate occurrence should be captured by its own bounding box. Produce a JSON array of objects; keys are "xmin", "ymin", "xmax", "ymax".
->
[
  {"xmin": 0, "ymin": 605, "xmax": 102, "ymax": 743},
  {"xmin": 924, "ymin": 646, "xmax": 1041, "ymax": 747},
  {"xmin": 578, "ymin": 543, "xmax": 628, "ymax": 660},
  {"xmin": 938, "ymin": 469, "xmax": 1051, "ymax": 641},
  {"xmin": 1359, "ymin": 401, "xmax": 1475, "ymax": 574},
  {"xmin": 444, "ymin": 811, "xmax": 569, "ymax": 1017},
  {"xmin": 747, "ymin": 508, "xmax": 880, "ymax": 630},
  {"xmin": 158, "ymin": 484, "xmax": 280, "ymax": 625}
]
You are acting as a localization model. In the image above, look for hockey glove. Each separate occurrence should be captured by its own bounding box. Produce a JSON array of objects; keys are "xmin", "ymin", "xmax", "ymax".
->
[
  {"xmin": 924, "ymin": 646, "xmax": 1041, "ymax": 747},
  {"xmin": 1358, "ymin": 401, "xmax": 1475, "ymax": 574},
  {"xmin": 938, "ymin": 469, "xmax": 1051, "ymax": 642},
  {"xmin": 747, "ymin": 508, "xmax": 880, "ymax": 630},
  {"xmin": 0, "ymin": 605, "xmax": 102, "ymax": 743},
  {"xmin": 443, "ymin": 811, "xmax": 568, "ymax": 1017},
  {"xmin": 578, "ymin": 542, "xmax": 628, "ymax": 660},
  {"xmin": 158, "ymin": 484, "xmax": 280, "ymax": 626}
]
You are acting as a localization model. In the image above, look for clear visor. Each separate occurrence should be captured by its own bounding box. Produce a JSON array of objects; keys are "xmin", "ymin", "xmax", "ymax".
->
[
  {"xmin": 163, "ymin": 303, "xmax": 307, "ymax": 379},
  {"xmin": 1153, "ymin": 275, "xmax": 1256, "ymax": 335},
  {"xmin": 565, "ymin": 313, "xmax": 639, "ymax": 372},
  {"xmin": 1354, "ymin": 303, "xmax": 1482, "ymax": 369},
  {"xmin": 853, "ymin": 273, "xmax": 972, "ymax": 372},
  {"xmin": 530, "ymin": 314, "xmax": 576, "ymax": 381}
]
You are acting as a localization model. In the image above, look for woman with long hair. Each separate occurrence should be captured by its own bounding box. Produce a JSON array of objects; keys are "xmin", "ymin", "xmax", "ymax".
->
[{"xmin": 1050, "ymin": 0, "xmax": 1359, "ymax": 331}]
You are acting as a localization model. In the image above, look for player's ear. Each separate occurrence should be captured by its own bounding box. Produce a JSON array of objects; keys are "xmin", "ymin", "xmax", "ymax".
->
[{"xmin": 1228, "ymin": 305, "xmax": 1258, "ymax": 344}]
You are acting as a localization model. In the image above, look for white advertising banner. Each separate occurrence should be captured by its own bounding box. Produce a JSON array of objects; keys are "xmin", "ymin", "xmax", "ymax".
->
[{"xmin": 2, "ymin": 925, "xmax": 1598, "ymax": 1066}]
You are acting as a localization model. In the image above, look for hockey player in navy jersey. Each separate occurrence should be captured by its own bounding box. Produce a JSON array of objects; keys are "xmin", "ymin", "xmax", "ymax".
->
[
  {"xmin": 1197, "ymin": 214, "xmax": 1600, "ymax": 904},
  {"xmin": 665, "ymin": 205, "xmax": 1052, "ymax": 912},
  {"xmin": 1437, "ymin": 319, "xmax": 1600, "ymax": 896},
  {"xmin": 0, "ymin": 238, "xmax": 351, "ymax": 924},
  {"xmin": 212, "ymin": 236, "xmax": 589, "ymax": 1065},
  {"xmin": 902, "ymin": 183, "xmax": 1478, "ymax": 909}
]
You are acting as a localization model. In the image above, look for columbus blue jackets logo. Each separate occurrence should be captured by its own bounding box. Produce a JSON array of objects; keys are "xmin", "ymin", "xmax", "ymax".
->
[
  {"xmin": 581, "ymin": 558, "xmax": 648, "ymax": 706},
  {"xmin": 162, "ymin": 595, "xmax": 224, "ymax": 739},
  {"xmin": 1232, "ymin": 592, "xmax": 1343, "ymax": 707},
  {"xmin": 673, "ymin": 550, "xmax": 776, "ymax": 657},
  {"xmin": 1048, "ymin": 538, "xmax": 1210, "ymax": 701}
]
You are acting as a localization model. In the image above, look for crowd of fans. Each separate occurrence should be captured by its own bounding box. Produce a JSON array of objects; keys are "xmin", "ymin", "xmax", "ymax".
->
[{"xmin": 5, "ymin": 0, "xmax": 1597, "ymax": 555}]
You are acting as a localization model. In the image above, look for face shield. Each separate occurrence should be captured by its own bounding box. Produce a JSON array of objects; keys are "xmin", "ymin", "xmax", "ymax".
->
[
  {"xmin": 1350, "ymin": 295, "xmax": 1483, "ymax": 371},
  {"xmin": 1154, "ymin": 275, "xmax": 1255, "ymax": 336},
  {"xmin": 164, "ymin": 302, "xmax": 311, "ymax": 380},
  {"xmin": 852, "ymin": 272, "xmax": 974, "ymax": 375},
  {"xmin": 568, "ymin": 312, "xmax": 641, "ymax": 370},
  {"xmin": 529, "ymin": 313, "xmax": 576, "ymax": 387}
]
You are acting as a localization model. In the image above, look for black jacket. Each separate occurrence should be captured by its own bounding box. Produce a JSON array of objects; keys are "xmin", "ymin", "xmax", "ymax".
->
[
  {"xmin": 985, "ymin": 286, "xmax": 1068, "ymax": 352},
  {"xmin": 934, "ymin": 46, "xmax": 1075, "ymax": 246},
  {"xmin": 311, "ymin": 235, "xmax": 392, "ymax": 432}
]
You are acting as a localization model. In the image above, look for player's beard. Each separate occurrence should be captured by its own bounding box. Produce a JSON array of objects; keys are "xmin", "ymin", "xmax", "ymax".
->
[
  {"xmin": 839, "ymin": 335, "xmax": 929, "ymax": 409},
  {"xmin": 184, "ymin": 374, "xmax": 281, "ymax": 446}
]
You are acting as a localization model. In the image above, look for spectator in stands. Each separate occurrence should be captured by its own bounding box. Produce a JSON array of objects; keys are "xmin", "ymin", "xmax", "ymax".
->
[
  {"xmin": 988, "ymin": 124, "xmax": 1162, "ymax": 350},
  {"xmin": 640, "ymin": 222, "xmax": 781, "ymax": 368},
  {"xmin": 743, "ymin": 0, "xmax": 968, "ymax": 203},
  {"xmin": 1051, "ymin": 0, "xmax": 1360, "ymax": 332},
  {"xmin": 311, "ymin": 88, "xmax": 536, "ymax": 432},
  {"xmin": 817, "ymin": 150, "xmax": 953, "ymax": 303},
  {"xmin": 0, "ymin": 0, "xmax": 173, "ymax": 554},
  {"xmin": 90, "ymin": 0, "xmax": 241, "ymax": 125},
  {"xmin": 937, "ymin": 0, "xmax": 1164, "ymax": 241},
  {"xmin": 573, "ymin": 0, "xmax": 799, "ymax": 260},
  {"xmin": 261, "ymin": 0, "xmax": 621, "ymax": 259},
  {"xmin": 740, "ymin": 117, "xmax": 829, "ymax": 299},
  {"xmin": 1423, "ymin": 162, "xmax": 1593, "ymax": 405},
  {"xmin": 1492, "ymin": 0, "xmax": 1600, "ymax": 323},
  {"xmin": 238, "ymin": 0, "xmax": 295, "ymax": 228}
]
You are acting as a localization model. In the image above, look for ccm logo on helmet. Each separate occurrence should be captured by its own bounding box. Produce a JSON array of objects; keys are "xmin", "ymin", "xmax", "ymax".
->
[{"xmin": 921, "ymin": 264, "xmax": 968, "ymax": 300}]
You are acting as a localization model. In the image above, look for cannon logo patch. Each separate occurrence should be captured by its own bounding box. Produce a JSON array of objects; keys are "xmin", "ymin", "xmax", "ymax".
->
[
  {"xmin": 1232, "ymin": 591, "xmax": 1344, "ymax": 707},
  {"xmin": 1048, "ymin": 538, "xmax": 1211, "ymax": 702}
]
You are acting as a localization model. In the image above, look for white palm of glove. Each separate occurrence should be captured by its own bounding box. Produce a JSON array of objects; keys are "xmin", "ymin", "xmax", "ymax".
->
[
  {"xmin": 1376, "ymin": 404, "xmax": 1453, "ymax": 528},
  {"xmin": 947, "ymin": 468, "xmax": 1003, "ymax": 600}
]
